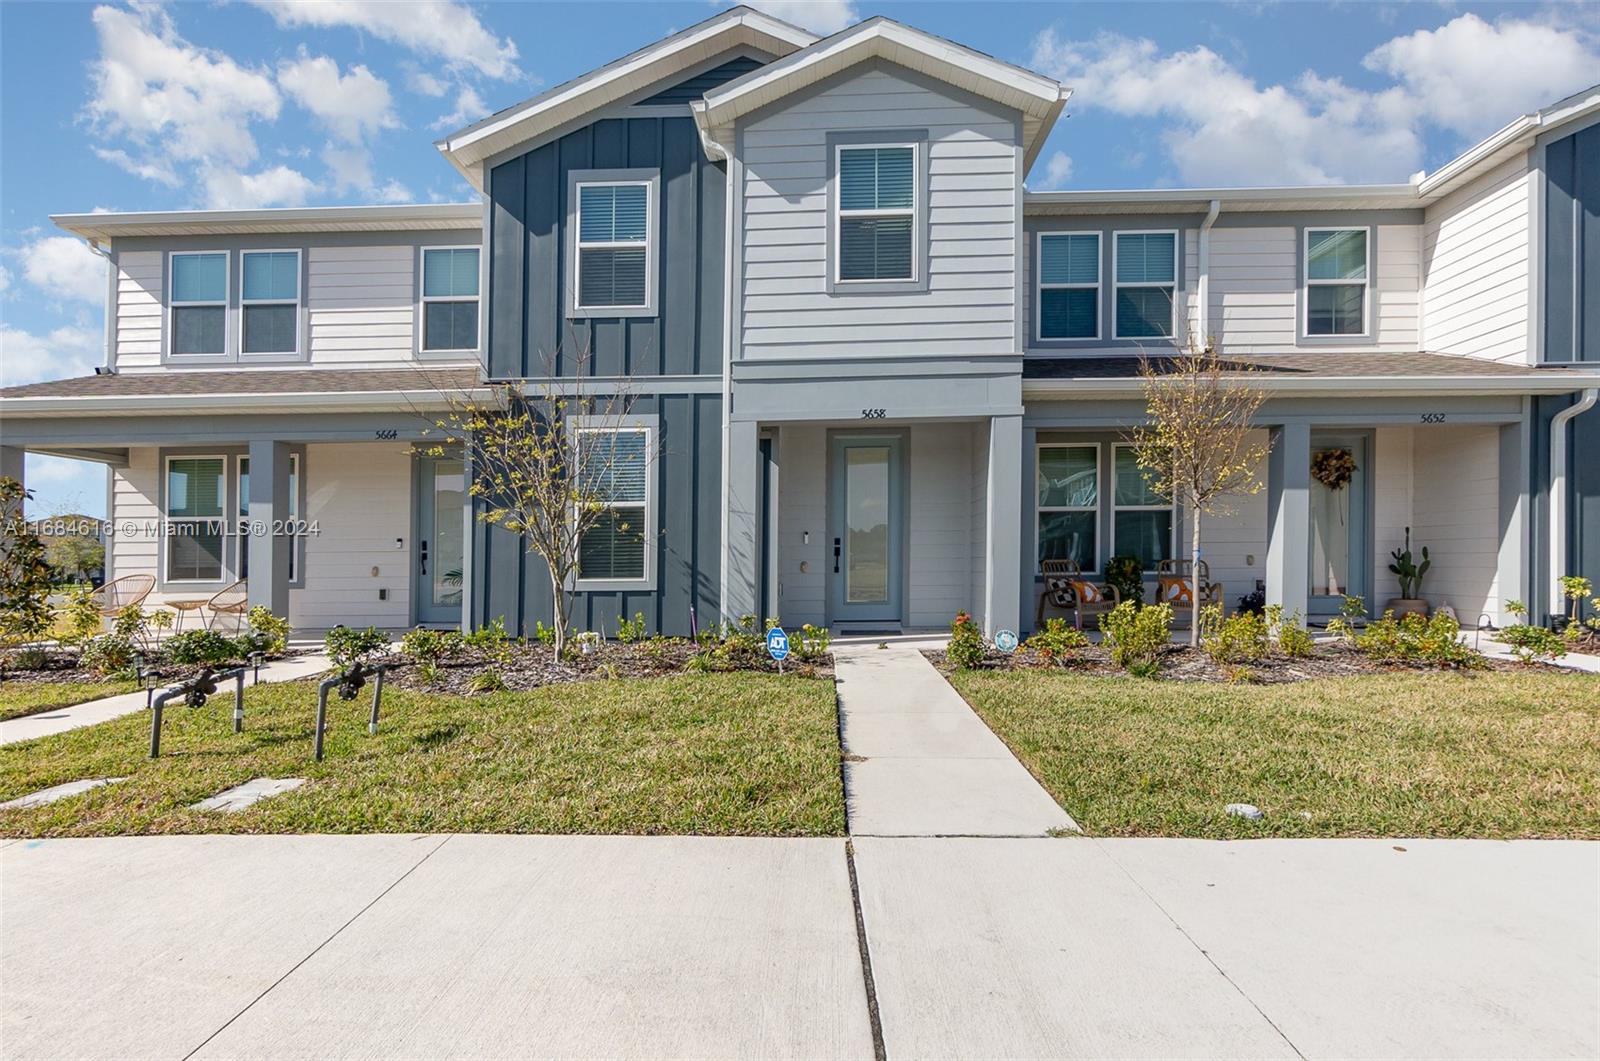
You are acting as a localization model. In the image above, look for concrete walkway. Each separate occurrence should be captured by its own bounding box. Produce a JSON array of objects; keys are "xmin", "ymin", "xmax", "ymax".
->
[
  {"xmin": 2, "ymin": 834, "xmax": 1593, "ymax": 1059},
  {"xmin": 0, "ymin": 653, "xmax": 333, "ymax": 747},
  {"xmin": 834, "ymin": 641, "xmax": 1074, "ymax": 836}
]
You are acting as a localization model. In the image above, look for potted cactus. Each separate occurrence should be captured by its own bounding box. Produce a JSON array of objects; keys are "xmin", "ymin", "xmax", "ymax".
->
[{"xmin": 1385, "ymin": 527, "xmax": 1431, "ymax": 619}]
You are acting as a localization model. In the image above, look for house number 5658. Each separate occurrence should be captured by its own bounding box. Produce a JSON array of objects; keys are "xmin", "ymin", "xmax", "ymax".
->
[{"xmin": 861, "ymin": 408, "xmax": 886, "ymax": 419}]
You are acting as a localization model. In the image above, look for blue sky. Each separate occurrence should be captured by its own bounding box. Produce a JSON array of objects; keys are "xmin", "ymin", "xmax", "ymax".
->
[{"xmin": 3, "ymin": 0, "xmax": 1597, "ymax": 516}]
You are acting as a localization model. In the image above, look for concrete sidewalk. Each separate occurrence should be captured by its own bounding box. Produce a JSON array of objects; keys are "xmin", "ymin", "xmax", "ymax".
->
[
  {"xmin": 0, "ymin": 652, "xmax": 333, "ymax": 747},
  {"xmin": 834, "ymin": 642, "xmax": 1074, "ymax": 836}
]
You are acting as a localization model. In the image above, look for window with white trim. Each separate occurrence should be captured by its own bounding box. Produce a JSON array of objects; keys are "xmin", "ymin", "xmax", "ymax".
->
[
  {"xmin": 575, "ymin": 182, "xmax": 652, "ymax": 309},
  {"xmin": 575, "ymin": 427, "xmax": 650, "ymax": 582},
  {"xmin": 170, "ymin": 252, "xmax": 227, "ymax": 356},
  {"xmin": 1038, "ymin": 232, "xmax": 1100, "ymax": 339},
  {"xmin": 836, "ymin": 145, "xmax": 915, "ymax": 282},
  {"xmin": 1036, "ymin": 443, "xmax": 1099, "ymax": 572},
  {"xmin": 165, "ymin": 456, "xmax": 226, "ymax": 582},
  {"xmin": 1304, "ymin": 228, "xmax": 1368, "ymax": 336},
  {"xmin": 421, "ymin": 247, "xmax": 480, "ymax": 351},
  {"xmin": 238, "ymin": 454, "xmax": 299, "ymax": 581},
  {"xmin": 241, "ymin": 250, "xmax": 300, "ymax": 355},
  {"xmin": 1113, "ymin": 231, "xmax": 1177, "ymax": 339},
  {"xmin": 1112, "ymin": 445, "xmax": 1173, "ymax": 569}
]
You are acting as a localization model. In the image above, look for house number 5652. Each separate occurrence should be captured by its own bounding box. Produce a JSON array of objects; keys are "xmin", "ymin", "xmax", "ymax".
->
[
  {"xmin": 861, "ymin": 408, "xmax": 886, "ymax": 419},
  {"xmin": 1419, "ymin": 413, "xmax": 1447, "ymax": 424}
]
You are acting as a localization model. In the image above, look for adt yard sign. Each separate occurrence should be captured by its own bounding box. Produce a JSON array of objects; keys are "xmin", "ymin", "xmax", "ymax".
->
[
  {"xmin": 995, "ymin": 629, "xmax": 1019, "ymax": 653},
  {"xmin": 767, "ymin": 626, "xmax": 790, "ymax": 661}
]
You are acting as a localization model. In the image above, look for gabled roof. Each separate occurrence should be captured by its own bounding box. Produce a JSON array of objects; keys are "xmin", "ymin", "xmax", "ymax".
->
[
  {"xmin": 436, "ymin": 6, "xmax": 817, "ymax": 189},
  {"xmin": 691, "ymin": 16, "xmax": 1069, "ymax": 171}
]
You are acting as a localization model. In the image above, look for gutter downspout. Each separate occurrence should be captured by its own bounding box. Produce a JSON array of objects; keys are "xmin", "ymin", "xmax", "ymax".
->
[
  {"xmin": 715, "ymin": 125, "xmax": 736, "ymax": 627},
  {"xmin": 1196, "ymin": 199, "xmax": 1220, "ymax": 346},
  {"xmin": 1549, "ymin": 386, "xmax": 1599, "ymax": 617},
  {"xmin": 86, "ymin": 239, "xmax": 114, "ymax": 374}
]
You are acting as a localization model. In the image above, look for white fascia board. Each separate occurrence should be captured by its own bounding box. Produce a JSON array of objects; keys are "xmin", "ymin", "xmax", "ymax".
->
[
  {"xmin": 1023, "ymin": 373, "xmax": 1600, "ymax": 400},
  {"xmin": 1025, "ymin": 184, "xmax": 1419, "ymax": 214},
  {"xmin": 51, "ymin": 203, "xmax": 481, "ymax": 242},
  {"xmin": 436, "ymin": 8, "xmax": 817, "ymax": 187},
  {"xmin": 0, "ymin": 388, "xmax": 497, "ymax": 418},
  {"xmin": 1417, "ymin": 84, "xmax": 1600, "ymax": 202}
]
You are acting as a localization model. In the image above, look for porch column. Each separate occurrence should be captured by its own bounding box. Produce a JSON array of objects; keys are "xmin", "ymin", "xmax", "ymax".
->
[
  {"xmin": 985, "ymin": 415, "xmax": 1023, "ymax": 638},
  {"xmin": 1265, "ymin": 421, "xmax": 1310, "ymax": 617},
  {"xmin": 1496, "ymin": 418, "xmax": 1530, "ymax": 626},
  {"xmin": 0, "ymin": 446, "xmax": 23, "ymax": 504},
  {"xmin": 246, "ymin": 440, "xmax": 291, "ymax": 617},
  {"xmin": 722, "ymin": 419, "xmax": 761, "ymax": 624}
]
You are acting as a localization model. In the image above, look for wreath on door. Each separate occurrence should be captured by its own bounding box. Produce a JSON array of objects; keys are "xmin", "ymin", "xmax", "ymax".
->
[{"xmin": 1311, "ymin": 448, "xmax": 1356, "ymax": 490}]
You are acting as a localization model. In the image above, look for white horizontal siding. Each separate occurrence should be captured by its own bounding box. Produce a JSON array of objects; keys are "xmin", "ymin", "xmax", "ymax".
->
[
  {"xmin": 776, "ymin": 425, "xmax": 827, "ymax": 627},
  {"xmin": 1372, "ymin": 427, "xmax": 1412, "ymax": 604},
  {"xmin": 907, "ymin": 423, "xmax": 977, "ymax": 627},
  {"xmin": 306, "ymin": 246, "xmax": 416, "ymax": 366},
  {"xmin": 1421, "ymin": 154, "xmax": 1533, "ymax": 364},
  {"xmin": 1410, "ymin": 426, "xmax": 1501, "ymax": 620},
  {"xmin": 739, "ymin": 66, "xmax": 1018, "ymax": 360},
  {"xmin": 292, "ymin": 442, "xmax": 413, "ymax": 628},
  {"xmin": 114, "ymin": 251, "xmax": 163, "ymax": 369},
  {"xmin": 108, "ymin": 449, "xmax": 161, "ymax": 587}
]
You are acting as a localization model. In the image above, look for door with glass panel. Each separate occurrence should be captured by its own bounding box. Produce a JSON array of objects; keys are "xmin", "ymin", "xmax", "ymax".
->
[
  {"xmin": 828, "ymin": 435, "xmax": 904, "ymax": 626},
  {"xmin": 1036, "ymin": 444, "xmax": 1100, "ymax": 575},
  {"xmin": 1308, "ymin": 433, "xmax": 1369, "ymax": 616},
  {"xmin": 416, "ymin": 457, "xmax": 464, "ymax": 626}
]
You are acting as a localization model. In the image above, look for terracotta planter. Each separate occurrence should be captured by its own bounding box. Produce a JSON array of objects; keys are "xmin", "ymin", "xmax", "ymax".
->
[{"xmin": 1385, "ymin": 598, "xmax": 1429, "ymax": 619}]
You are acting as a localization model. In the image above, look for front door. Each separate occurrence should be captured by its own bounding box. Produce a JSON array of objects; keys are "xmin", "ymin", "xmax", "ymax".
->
[
  {"xmin": 416, "ymin": 456, "xmax": 464, "ymax": 626},
  {"xmin": 828, "ymin": 434, "xmax": 904, "ymax": 627},
  {"xmin": 1308, "ymin": 433, "xmax": 1369, "ymax": 616}
]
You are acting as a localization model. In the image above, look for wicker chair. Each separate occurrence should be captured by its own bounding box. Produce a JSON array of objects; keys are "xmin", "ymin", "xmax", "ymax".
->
[
  {"xmin": 89, "ymin": 574, "xmax": 154, "ymax": 622},
  {"xmin": 205, "ymin": 579, "xmax": 250, "ymax": 634},
  {"xmin": 1035, "ymin": 559, "xmax": 1124, "ymax": 631},
  {"xmin": 1154, "ymin": 559, "xmax": 1224, "ymax": 618}
]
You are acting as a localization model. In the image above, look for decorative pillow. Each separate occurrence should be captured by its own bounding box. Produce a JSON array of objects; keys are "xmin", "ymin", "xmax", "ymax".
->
[
  {"xmin": 1159, "ymin": 578, "xmax": 1193, "ymax": 605},
  {"xmin": 1045, "ymin": 575, "xmax": 1074, "ymax": 605},
  {"xmin": 1070, "ymin": 580, "xmax": 1102, "ymax": 604}
]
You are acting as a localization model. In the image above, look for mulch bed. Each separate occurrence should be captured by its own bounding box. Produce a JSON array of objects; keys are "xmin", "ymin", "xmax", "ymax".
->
[
  {"xmin": 0, "ymin": 649, "xmax": 306, "ymax": 688},
  {"xmin": 923, "ymin": 642, "xmax": 1531, "ymax": 684},
  {"xmin": 385, "ymin": 638, "xmax": 835, "ymax": 696}
]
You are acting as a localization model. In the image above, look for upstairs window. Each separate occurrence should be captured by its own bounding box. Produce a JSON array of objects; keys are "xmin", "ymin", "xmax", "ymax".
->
[
  {"xmin": 575, "ymin": 427, "xmax": 651, "ymax": 583},
  {"xmin": 837, "ymin": 145, "xmax": 915, "ymax": 282},
  {"xmin": 576, "ymin": 182, "xmax": 652, "ymax": 310},
  {"xmin": 1038, "ymin": 233, "xmax": 1100, "ymax": 340},
  {"xmin": 1114, "ymin": 232, "xmax": 1177, "ymax": 340},
  {"xmin": 165, "ymin": 456, "xmax": 226, "ymax": 582},
  {"xmin": 421, "ymin": 247, "xmax": 480, "ymax": 352},
  {"xmin": 170, "ymin": 252, "xmax": 227, "ymax": 357},
  {"xmin": 241, "ymin": 250, "xmax": 300, "ymax": 355},
  {"xmin": 1305, "ymin": 228, "xmax": 1368, "ymax": 336}
]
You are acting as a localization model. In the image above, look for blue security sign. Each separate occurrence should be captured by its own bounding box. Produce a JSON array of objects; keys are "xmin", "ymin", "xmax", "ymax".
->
[
  {"xmin": 994, "ymin": 629, "xmax": 1019, "ymax": 654},
  {"xmin": 766, "ymin": 626, "xmax": 790, "ymax": 661}
]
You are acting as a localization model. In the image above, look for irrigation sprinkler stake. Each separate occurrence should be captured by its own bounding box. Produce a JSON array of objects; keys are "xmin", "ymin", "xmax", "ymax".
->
[
  {"xmin": 148, "ymin": 666, "xmax": 245, "ymax": 758},
  {"xmin": 315, "ymin": 661, "xmax": 389, "ymax": 761}
]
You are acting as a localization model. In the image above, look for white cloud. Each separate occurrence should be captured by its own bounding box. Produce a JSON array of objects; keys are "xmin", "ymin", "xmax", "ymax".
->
[
  {"xmin": 740, "ymin": 0, "xmax": 856, "ymax": 35},
  {"xmin": 24, "ymin": 455, "xmax": 108, "ymax": 521},
  {"xmin": 374, "ymin": 179, "xmax": 414, "ymax": 204},
  {"xmin": 0, "ymin": 323, "xmax": 103, "ymax": 387},
  {"xmin": 19, "ymin": 237, "xmax": 107, "ymax": 306},
  {"xmin": 1037, "ymin": 151, "xmax": 1075, "ymax": 190},
  {"xmin": 0, "ymin": 264, "xmax": 10, "ymax": 296},
  {"xmin": 1030, "ymin": 12, "xmax": 1600, "ymax": 186},
  {"xmin": 202, "ymin": 165, "xmax": 318, "ymax": 209},
  {"xmin": 278, "ymin": 50, "xmax": 400, "ymax": 143},
  {"xmin": 430, "ymin": 86, "xmax": 488, "ymax": 132},
  {"xmin": 406, "ymin": 67, "xmax": 449, "ymax": 98},
  {"xmin": 249, "ymin": 0, "xmax": 520, "ymax": 80},
  {"xmin": 93, "ymin": 146, "xmax": 180, "ymax": 187}
]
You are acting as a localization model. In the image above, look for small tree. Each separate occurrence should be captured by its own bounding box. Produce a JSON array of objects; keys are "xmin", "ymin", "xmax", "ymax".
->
[
  {"xmin": 424, "ymin": 356, "xmax": 648, "ymax": 659},
  {"xmin": 1127, "ymin": 342, "xmax": 1273, "ymax": 645},
  {"xmin": 43, "ymin": 516, "xmax": 104, "ymax": 583},
  {"xmin": 0, "ymin": 478, "xmax": 55, "ymax": 653}
]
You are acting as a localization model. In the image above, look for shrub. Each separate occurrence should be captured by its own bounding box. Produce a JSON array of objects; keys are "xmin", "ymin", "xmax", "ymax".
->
[
  {"xmin": 947, "ymin": 611, "xmax": 985, "ymax": 669},
  {"xmin": 615, "ymin": 612, "xmax": 647, "ymax": 643},
  {"xmin": 0, "ymin": 477, "xmax": 54, "ymax": 652},
  {"xmin": 243, "ymin": 607, "xmax": 290, "ymax": 656},
  {"xmin": 533, "ymin": 620, "xmax": 557, "ymax": 646},
  {"xmin": 1022, "ymin": 617, "xmax": 1088, "ymax": 662},
  {"xmin": 60, "ymin": 584, "xmax": 103, "ymax": 648},
  {"xmin": 325, "ymin": 625, "xmax": 389, "ymax": 668},
  {"xmin": 1100, "ymin": 601, "xmax": 1171, "ymax": 677},
  {"xmin": 79, "ymin": 635, "xmax": 136, "ymax": 677},
  {"xmin": 166, "ymin": 629, "xmax": 242, "ymax": 666},
  {"xmin": 1354, "ymin": 611, "xmax": 1482, "ymax": 668},
  {"xmin": 1266, "ymin": 605, "xmax": 1315, "ymax": 658},
  {"xmin": 1199, "ymin": 604, "xmax": 1267, "ymax": 664},
  {"xmin": 1235, "ymin": 589, "xmax": 1266, "ymax": 616},
  {"xmin": 464, "ymin": 617, "xmax": 512, "ymax": 665},
  {"xmin": 642, "ymin": 634, "xmax": 684, "ymax": 668},
  {"xmin": 1499, "ymin": 623, "xmax": 1567, "ymax": 664},
  {"xmin": 467, "ymin": 667, "xmax": 505, "ymax": 693},
  {"xmin": 795, "ymin": 623, "xmax": 832, "ymax": 662},
  {"xmin": 7, "ymin": 646, "xmax": 50, "ymax": 671},
  {"xmin": 400, "ymin": 627, "xmax": 464, "ymax": 665},
  {"xmin": 1104, "ymin": 555, "xmax": 1145, "ymax": 608}
]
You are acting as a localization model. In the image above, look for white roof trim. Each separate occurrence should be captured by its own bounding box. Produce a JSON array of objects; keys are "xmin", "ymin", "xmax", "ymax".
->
[
  {"xmin": 1024, "ymin": 371, "xmax": 1600, "ymax": 400},
  {"xmin": 1026, "ymin": 184, "xmax": 1420, "ymax": 214},
  {"xmin": 1417, "ymin": 83, "xmax": 1600, "ymax": 202},
  {"xmin": 52, "ymin": 203, "xmax": 481, "ymax": 242},
  {"xmin": 435, "ymin": 6, "xmax": 816, "ymax": 189},
  {"xmin": 691, "ymin": 16, "xmax": 1069, "ymax": 169}
]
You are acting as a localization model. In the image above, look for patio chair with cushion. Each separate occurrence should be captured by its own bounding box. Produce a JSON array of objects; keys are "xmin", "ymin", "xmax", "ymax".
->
[
  {"xmin": 1035, "ymin": 559, "xmax": 1124, "ymax": 631},
  {"xmin": 89, "ymin": 574, "xmax": 154, "ymax": 622},
  {"xmin": 206, "ymin": 579, "xmax": 250, "ymax": 635},
  {"xmin": 1155, "ymin": 559, "xmax": 1224, "ymax": 619}
]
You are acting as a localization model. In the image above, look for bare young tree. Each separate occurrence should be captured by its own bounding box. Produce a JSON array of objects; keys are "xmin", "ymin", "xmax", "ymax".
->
[
  {"xmin": 1126, "ymin": 340, "xmax": 1273, "ymax": 645},
  {"xmin": 422, "ymin": 354, "xmax": 649, "ymax": 659}
]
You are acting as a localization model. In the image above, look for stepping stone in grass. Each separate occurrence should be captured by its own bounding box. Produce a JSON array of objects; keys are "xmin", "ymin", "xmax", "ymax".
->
[
  {"xmin": 0, "ymin": 777, "xmax": 126, "ymax": 811},
  {"xmin": 191, "ymin": 778, "xmax": 306, "ymax": 813}
]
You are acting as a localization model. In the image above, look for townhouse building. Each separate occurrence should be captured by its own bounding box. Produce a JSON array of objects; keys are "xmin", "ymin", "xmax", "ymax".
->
[{"xmin": 3, "ymin": 7, "xmax": 1597, "ymax": 637}]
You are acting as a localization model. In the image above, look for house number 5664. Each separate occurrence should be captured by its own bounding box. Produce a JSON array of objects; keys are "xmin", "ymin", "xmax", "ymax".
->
[{"xmin": 861, "ymin": 408, "xmax": 886, "ymax": 419}]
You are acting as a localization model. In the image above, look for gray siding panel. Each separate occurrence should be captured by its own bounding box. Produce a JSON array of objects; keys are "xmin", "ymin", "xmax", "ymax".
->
[
  {"xmin": 487, "ymin": 115, "xmax": 724, "ymax": 379},
  {"xmin": 1544, "ymin": 121, "xmax": 1600, "ymax": 363}
]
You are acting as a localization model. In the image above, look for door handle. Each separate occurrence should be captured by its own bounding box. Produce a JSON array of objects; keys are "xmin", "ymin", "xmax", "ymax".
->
[
  {"xmin": 419, "ymin": 539, "xmax": 429, "ymax": 576},
  {"xmin": 833, "ymin": 537, "xmax": 841, "ymax": 574}
]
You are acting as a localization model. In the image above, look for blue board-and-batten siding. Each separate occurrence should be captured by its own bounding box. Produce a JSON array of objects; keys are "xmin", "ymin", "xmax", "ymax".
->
[
  {"xmin": 470, "ymin": 393, "xmax": 723, "ymax": 640},
  {"xmin": 486, "ymin": 114, "xmax": 726, "ymax": 379},
  {"xmin": 639, "ymin": 57, "xmax": 763, "ymax": 106},
  {"xmin": 1544, "ymin": 120, "xmax": 1600, "ymax": 365}
]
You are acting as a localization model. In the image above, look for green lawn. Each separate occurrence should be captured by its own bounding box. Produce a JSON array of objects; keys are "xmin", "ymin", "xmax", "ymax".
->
[
  {"xmin": 0, "ymin": 673, "xmax": 844, "ymax": 837},
  {"xmin": 950, "ymin": 669, "xmax": 1600, "ymax": 839},
  {"xmin": 0, "ymin": 681, "xmax": 137, "ymax": 723}
]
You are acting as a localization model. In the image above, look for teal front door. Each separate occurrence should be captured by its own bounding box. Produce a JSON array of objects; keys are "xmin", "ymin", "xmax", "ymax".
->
[
  {"xmin": 1308, "ymin": 433, "xmax": 1370, "ymax": 617},
  {"xmin": 828, "ymin": 434, "xmax": 904, "ymax": 626},
  {"xmin": 416, "ymin": 456, "xmax": 464, "ymax": 626}
]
